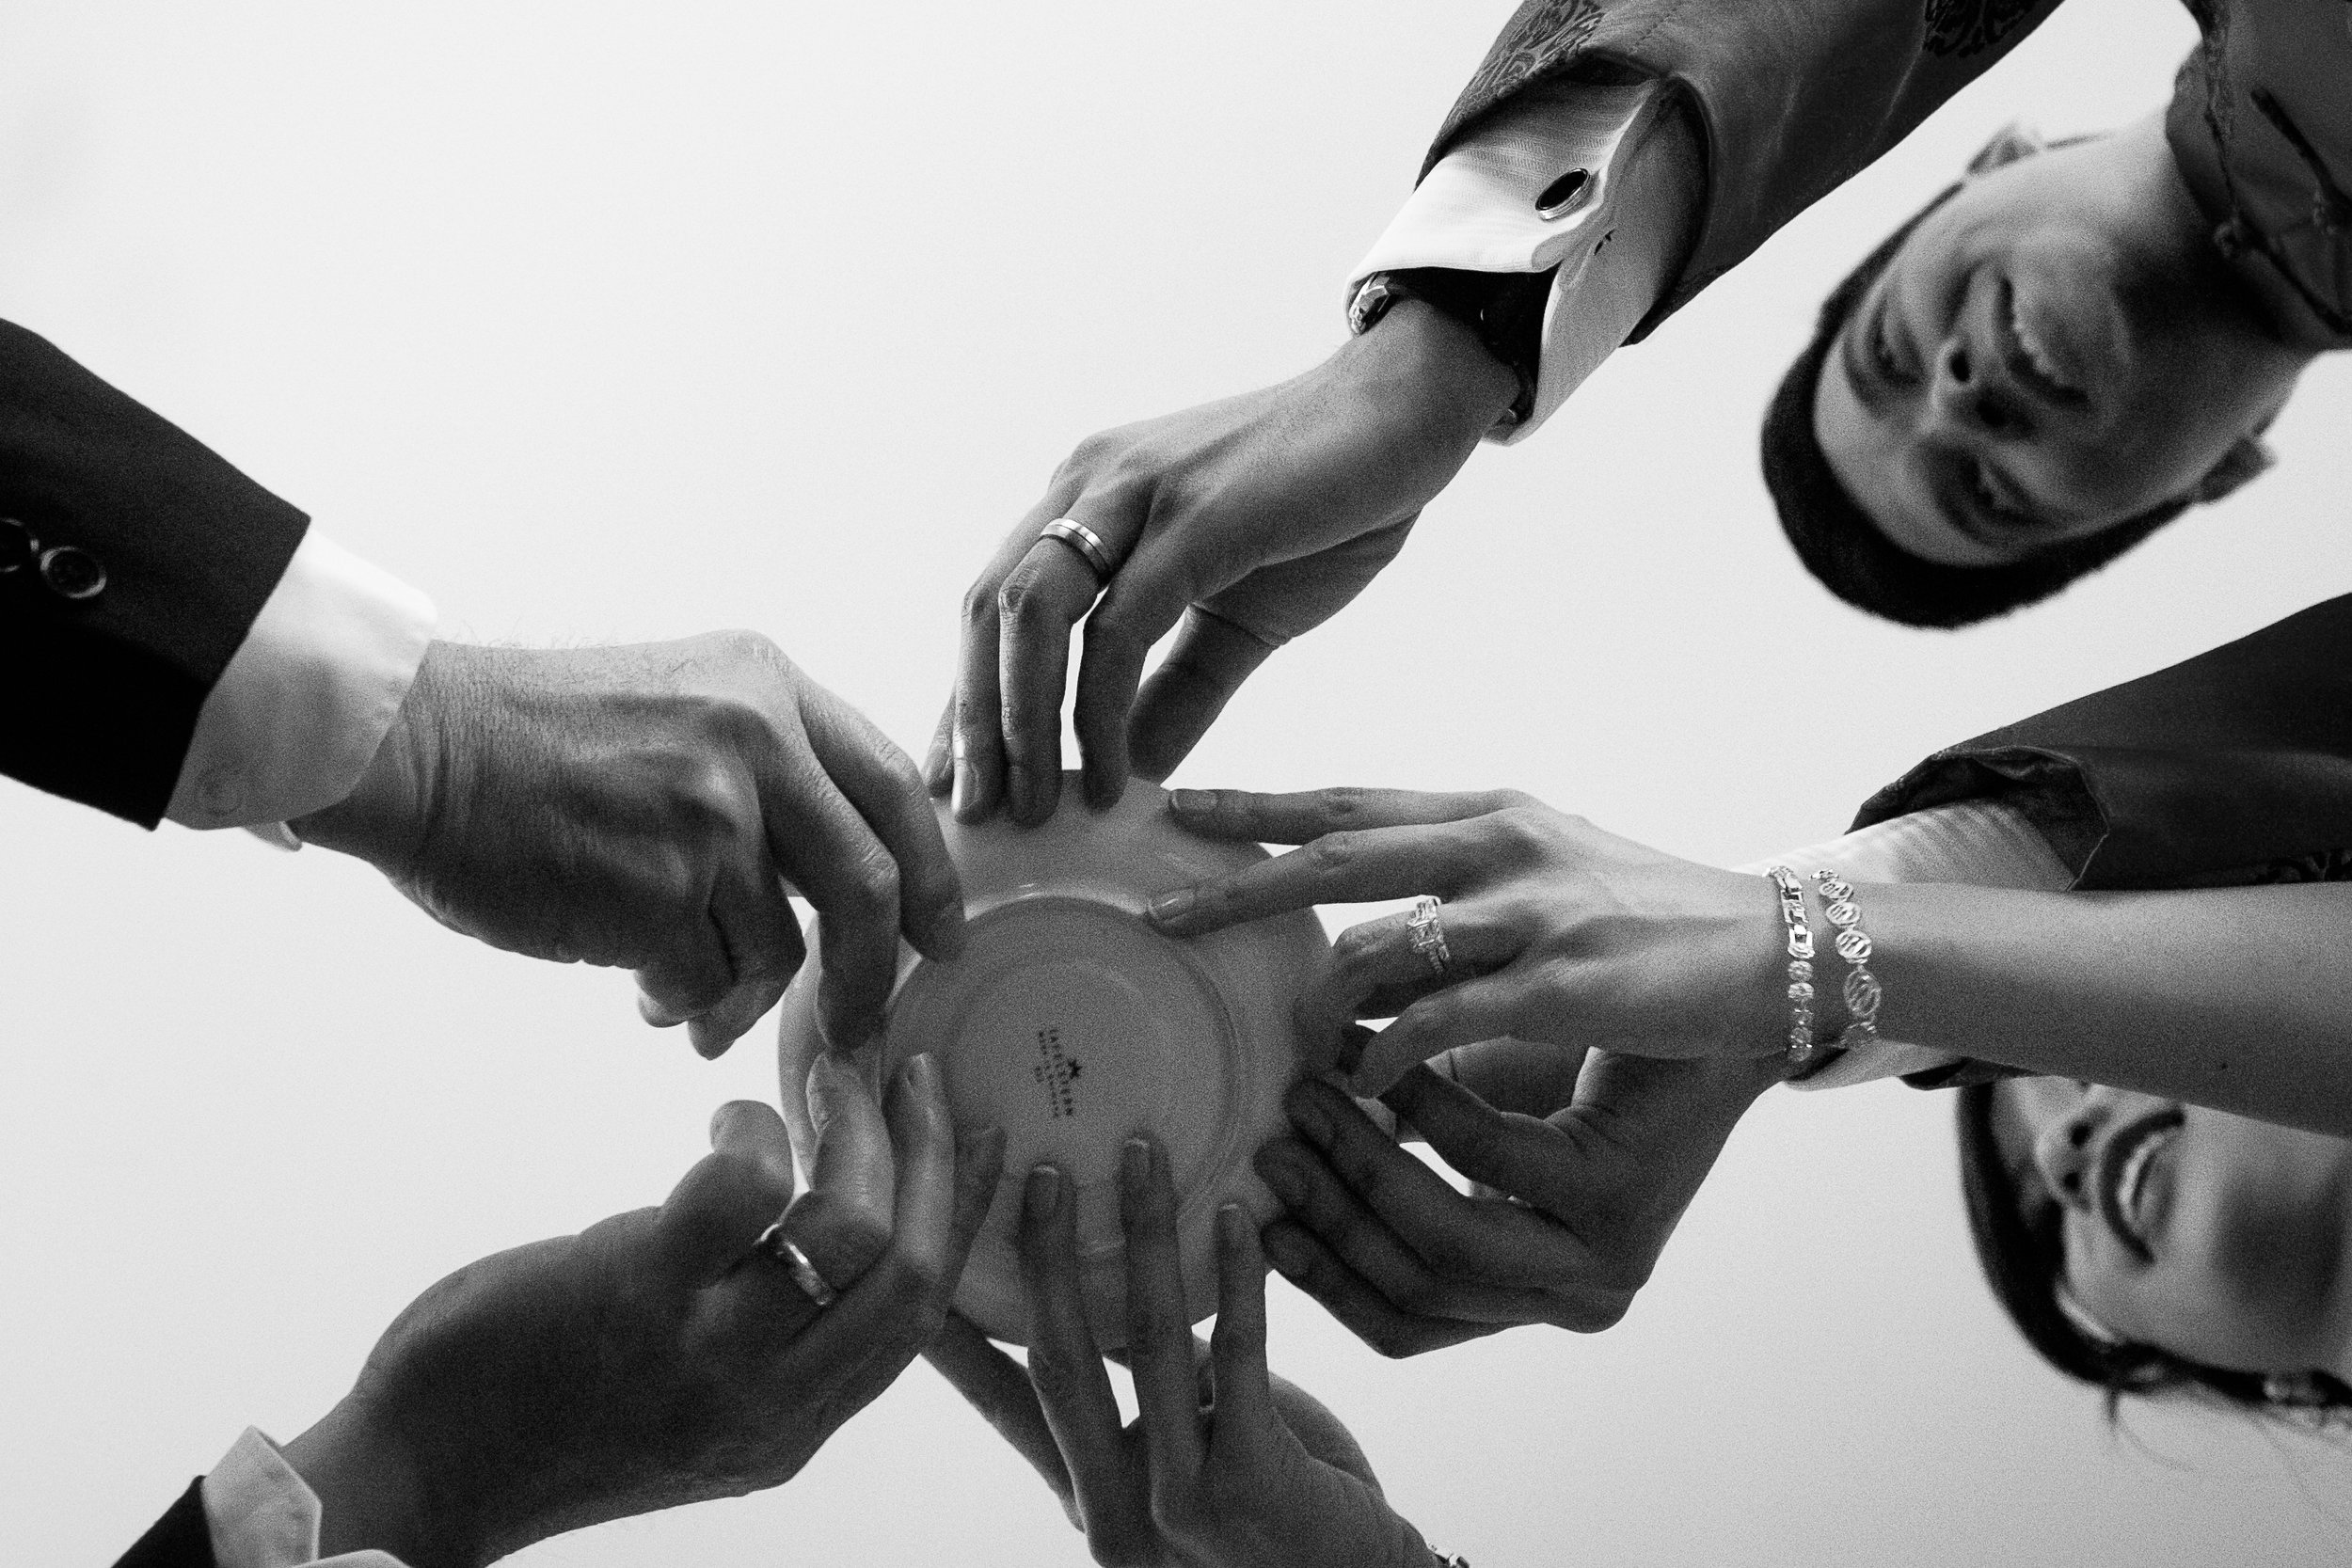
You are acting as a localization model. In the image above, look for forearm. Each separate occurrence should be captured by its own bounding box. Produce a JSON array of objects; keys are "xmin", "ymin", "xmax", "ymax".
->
[
  {"xmin": 1851, "ymin": 882, "xmax": 2352, "ymax": 1133},
  {"xmin": 1349, "ymin": 77, "xmax": 1700, "ymax": 443},
  {"xmin": 1340, "ymin": 295, "xmax": 1520, "ymax": 444}
]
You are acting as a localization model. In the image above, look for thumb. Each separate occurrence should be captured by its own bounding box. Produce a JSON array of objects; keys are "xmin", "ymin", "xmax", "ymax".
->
[
  {"xmin": 775, "ymin": 1052, "xmax": 898, "ymax": 1290},
  {"xmin": 655, "ymin": 1101, "xmax": 800, "ymax": 1287}
]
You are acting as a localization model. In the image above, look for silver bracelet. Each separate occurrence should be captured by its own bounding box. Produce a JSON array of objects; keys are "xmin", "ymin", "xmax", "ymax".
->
[
  {"xmin": 1811, "ymin": 870, "xmax": 1884, "ymax": 1049},
  {"xmin": 1764, "ymin": 866, "xmax": 1820, "ymax": 1070}
]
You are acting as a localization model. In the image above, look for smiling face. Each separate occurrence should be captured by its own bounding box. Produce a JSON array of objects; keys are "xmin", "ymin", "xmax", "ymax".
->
[
  {"xmin": 1813, "ymin": 118, "xmax": 2303, "ymax": 568},
  {"xmin": 1989, "ymin": 1078, "xmax": 2352, "ymax": 1383}
]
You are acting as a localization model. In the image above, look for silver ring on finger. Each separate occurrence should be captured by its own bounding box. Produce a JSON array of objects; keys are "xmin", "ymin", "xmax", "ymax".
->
[
  {"xmin": 755, "ymin": 1220, "xmax": 839, "ymax": 1307},
  {"xmin": 1406, "ymin": 895, "xmax": 1452, "ymax": 978},
  {"xmin": 1039, "ymin": 516, "xmax": 1116, "ymax": 583}
]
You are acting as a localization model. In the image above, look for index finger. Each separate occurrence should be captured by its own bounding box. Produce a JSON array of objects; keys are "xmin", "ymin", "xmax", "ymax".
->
[
  {"xmin": 799, "ymin": 684, "xmax": 966, "ymax": 962},
  {"xmin": 1165, "ymin": 785, "xmax": 1527, "ymax": 846},
  {"xmin": 1147, "ymin": 817, "xmax": 1485, "ymax": 938},
  {"xmin": 1121, "ymin": 1135, "xmax": 1207, "ymax": 1483}
]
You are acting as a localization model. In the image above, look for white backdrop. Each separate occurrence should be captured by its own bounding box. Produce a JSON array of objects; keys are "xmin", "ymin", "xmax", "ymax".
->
[{"xmin": 4, "ymin": 4, "xmax": 2349, "ymax": 1563}]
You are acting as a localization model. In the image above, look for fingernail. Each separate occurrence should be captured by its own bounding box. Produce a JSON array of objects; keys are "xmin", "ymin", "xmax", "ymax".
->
[
  {"xmin": 951, "ymin": 758, "xmax": 977, "ymax": 818},
  {"xmin": 807, "ymin": 1052, "xmax": 850, "ymax": 1126},
  {"xmin": 904, "ymin": 1051, "xmax": 939, "ymax": 1096},
  {"xmin": 1025, "ymin": 1164, "xmax": 1063, "ymax": 1220},
  {"xmin": 1146, "ymin": 888, "xmax": 1197, "ymax": 927},
  {"xmin": 1168, "ymin": 789, "xmax": 1211, "ymax": 816},
  {"xmin": 1263, "ymin": 1225, "xmax": 1309, "ymax": 1279},
  {"xmin": 1122, "ymin": 1135, "xmax": 1152, "ymax": 1189}
]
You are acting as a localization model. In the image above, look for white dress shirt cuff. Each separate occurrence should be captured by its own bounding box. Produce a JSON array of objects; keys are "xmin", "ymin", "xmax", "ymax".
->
[
  {"xmin": 165, "ymin": 532, "xmax": 436, "ymax": 836},
  {"xmin": 201, "ymin": 1427, "xmax": 410, "ymax": 1568},
  {"xmin": 1735, "ymin": 800, "xmax": 2074, "ymax": 1090},
  {"xmin": 1346, "ymin": 78, "xmax": 1699, "ymax": 442}
]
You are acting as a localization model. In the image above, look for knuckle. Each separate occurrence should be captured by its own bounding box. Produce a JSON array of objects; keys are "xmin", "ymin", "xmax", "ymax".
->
[
  {"xmin": 1329, "ymin": 921, "xmax": 1384, "ymax": 967},
  {"xmin": 1061, "ymin": 429, "xmax": 1120, "ymax": 475},
  {"xmin": 1488, "ymin": 806, "xmax": 1553, "ymax": 856},
  {"xmin": 996, "ymin": 570, "xmax": 1061, "ymax": 629},
  {"xmin": 1023, "ymin": 1342, "xmax": 1084, "ymax": 1404},
  {"xmin": 706, "ymin": 626, "xmax": 787, "ymax": 670},
  {"xmin": 846, "ymin": 855, "xmax": 902, "ymax": 920},
  {"xmin": 1146, "ymin": 1491, "xmax": 1199, "ymax": 1538},
  {"xmin": 1565, "ymin": 1294, "xmax": 1632, "ymax": 1334},
  {"xmin": 1303, "ymin": 832, "xmax": 1359, "ymax": 875},
  {"xmin": 961, "ymin": 576, "xmax": 1003, "ymax": 625},
  {"xmin": 1318, "ymin": 787, "xmax": 1377, "ymax": 828}
]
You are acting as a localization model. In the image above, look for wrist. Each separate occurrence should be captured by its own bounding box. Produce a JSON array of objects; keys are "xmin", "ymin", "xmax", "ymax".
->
[
  {"xmin": 1348, "ymin": 295, "xmax": 1522, "ymax": 441},
  {"xmin": 285, "ymin": 1397, "xmax": 475, "ymax": 1568},
  {"xmin": 293, "ymin": 641, "xmax": 467, "ymax": 875}
]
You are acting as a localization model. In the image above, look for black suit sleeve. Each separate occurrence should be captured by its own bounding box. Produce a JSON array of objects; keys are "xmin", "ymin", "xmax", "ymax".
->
[
  {"xmin": 1853, "ymin": 593, "xmax": 2352, "ymax": 891},
  {"xmin": 0, "ymin": 319, "xmax": 309, "ymax": 827},
  {"xmin": 112, "ymin": 1478, "xmax": 217, "ymax": 1568}
]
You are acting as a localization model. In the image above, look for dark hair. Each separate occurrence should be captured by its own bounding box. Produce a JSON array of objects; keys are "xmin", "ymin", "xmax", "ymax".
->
[
  {"xmin": 1955, "ymin": 1081, "xmax": 2352, "ymax": 1421},
  {"xmin": 1760, "ymin": 186, "xmax": 2186, "ymax": 629}
]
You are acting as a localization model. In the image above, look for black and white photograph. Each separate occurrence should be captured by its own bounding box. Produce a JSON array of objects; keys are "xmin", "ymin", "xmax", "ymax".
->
[{"xmin": 5, "ymin": 2, "xmax": 2349, "ymax": 1564}]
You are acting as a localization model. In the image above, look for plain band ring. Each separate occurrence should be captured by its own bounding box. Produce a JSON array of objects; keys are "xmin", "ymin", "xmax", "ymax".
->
[
  {"xmin": 1406, "ymin": 895, "xmax": 1452, "ymax": 977},
  {"xmin": 755, "ymin": 1220, "xmax": 838, "ymax": 1307},
  {"xmin": 1040, "ymin": 517, "xmax": 1115, "ymax": 582}
]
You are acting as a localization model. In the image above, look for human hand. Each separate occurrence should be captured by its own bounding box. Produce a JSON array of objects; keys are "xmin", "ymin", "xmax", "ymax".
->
[
  {"xmin": 1147, "ymin": 786, "xmax": 1788, "ymax": 1093},
  {"xmin": 922, "ymin": 1137, "xmax": 1436, "ymax": 1568},
  {"xmin": 281, "ymin": 1071, "xmax": 1004, "ymax": 1568},
  {"xmin": 930, "ymin": 300, "xmax": 1518, "ymax": 827},
  {"xmin": 1257, "ymin": 1043, "xmax": 1779, "ymax": 1357},
  {"xmin": 296, "ymin": 633, "xmax": 964, "ymax": 1059}
]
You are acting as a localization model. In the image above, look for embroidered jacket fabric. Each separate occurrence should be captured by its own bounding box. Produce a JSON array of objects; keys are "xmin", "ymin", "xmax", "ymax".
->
[{"xmin": 2166, "ymin": 0, "xmax": 2352, "ymax": 348}]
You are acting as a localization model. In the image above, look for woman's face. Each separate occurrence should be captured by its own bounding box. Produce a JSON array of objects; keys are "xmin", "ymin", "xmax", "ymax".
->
[
  {"xmin": 1812, "ymin": 119, "xmax": 2300, "ymax": 568},
  {"xmin": 1990, "ymin": 1079, "xmax": 2352, "ymax": 1381}
]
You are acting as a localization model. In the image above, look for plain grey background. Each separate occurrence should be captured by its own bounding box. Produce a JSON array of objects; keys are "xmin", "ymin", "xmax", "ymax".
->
[{"xmin": 3, "ymin": 3, "xmax": 2347, "ymax": 1562}]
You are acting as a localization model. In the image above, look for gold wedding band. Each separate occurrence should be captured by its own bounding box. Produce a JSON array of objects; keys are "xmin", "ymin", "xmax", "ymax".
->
[{"xmin": 1040, "ymin": 517, "xmax": 1115, "ymax": 582}]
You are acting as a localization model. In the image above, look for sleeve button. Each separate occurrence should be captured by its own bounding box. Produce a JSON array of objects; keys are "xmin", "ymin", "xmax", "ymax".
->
[
  {"xmin": 0, "ymin": 517, "xmax": 35, "ymax": 575},
  {"xmin": 40, "ymin": 545, "xmax": 108, "ymax": 601}
]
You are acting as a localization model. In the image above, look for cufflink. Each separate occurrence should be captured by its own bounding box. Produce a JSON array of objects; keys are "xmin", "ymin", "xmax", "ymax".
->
[
  {"xmin": 39, "ymin": 545, "xmax": 107, "ymax": 601},
  {"xmin": 0, "ymin": 516, "xmax": 36, "ymax": 575},
  {"xmin": 1534, "ymin": 167, "xmax": 1591, "ymax": 221}
]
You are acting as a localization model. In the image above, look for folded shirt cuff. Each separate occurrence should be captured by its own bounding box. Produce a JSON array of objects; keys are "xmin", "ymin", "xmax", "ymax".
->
[
  {"xmin": 1736, "ymin": 800, "xmax": 2074, "ymax": 1091},
  {"xmin": 1346, "ymin": 78, "xmax": 1697, "ymax": 442},
  {"xmin": 200, "ymin": 1427, "xmax": 410, "ymax": 1568},
  {"xmin": 165, "ymin": 532, "xmax": 436, "ymax": 834}
]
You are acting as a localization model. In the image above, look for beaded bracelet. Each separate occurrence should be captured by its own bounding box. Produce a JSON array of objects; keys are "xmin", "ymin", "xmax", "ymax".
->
[
  {"xmin": 1811, "ymin": 870, "xmax": 1884, "ymax": 1050},
  {"xmin": 1763, "ymin": 866, "xmax": 1819, "ymax": 1070}
]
